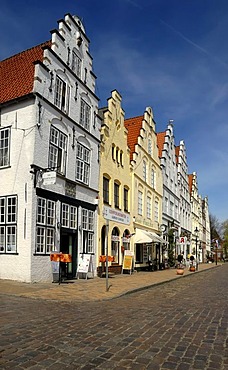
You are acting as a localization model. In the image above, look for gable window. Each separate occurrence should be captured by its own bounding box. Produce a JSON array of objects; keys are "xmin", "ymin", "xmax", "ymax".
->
[
  {"xmin": 124, "ymin": 187, "xmax": 129, "ymax": 212},
  {"xmin": 138, "ymin": 191, "xmax": 143, "ymax": 216},
  {"xmin": 103, "ymin": 177, "xmax": 109, "ymax": 204},
  {"xmin": 36, "ymin": 197, "xmax": 56, "ymax": 254},
  {"xmin": 114, "ymin": 182, "xmax": 120, "ymax": 208},
  {"xmin": 0, "ymin": 195, "xmax": 17, "ymax": 253},
  {"xmin": 80, "ymin": 99, "xmax": 91, "ymax": 130},
  {"xmin": 82, "ymin": 209, "xmax": 94, "ymax": 253},
  {"xmin": 76, "ymin": 143, "xmax": 90, "ymax": 185},
  {"xmin": 54, "ymin": 75, "xmax": 70, "ymax": 114},
  {"xmin": 49, "ymin": 126, "xmax": 67, "ymax": 175},
  {"xmin": 0, "ymin": 127, "xmax": 10, "ymax": 168},
  {"xmin": 72, "ymin": 52, "xmax": 82, "ymax": 78}
]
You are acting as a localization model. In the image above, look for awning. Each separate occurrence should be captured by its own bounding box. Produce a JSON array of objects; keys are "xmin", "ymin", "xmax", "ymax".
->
[{"xmin": 133, "ymin": 228, "xmax": 168, "ymax": 244}]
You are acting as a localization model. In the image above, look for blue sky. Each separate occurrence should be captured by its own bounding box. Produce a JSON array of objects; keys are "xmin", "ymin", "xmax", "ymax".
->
[{"xmin": 1, "ymin": 0, "xmax": 228, "ymax": 223}]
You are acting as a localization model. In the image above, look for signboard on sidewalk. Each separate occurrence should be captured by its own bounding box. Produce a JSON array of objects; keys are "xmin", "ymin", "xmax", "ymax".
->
[
  {"xmin": 77, "ymin": 254, "xmax": 94, "ymax": 279},
  {"xmin": 122, "ymin": 250, "xmax": 134, "ymax": 274}
]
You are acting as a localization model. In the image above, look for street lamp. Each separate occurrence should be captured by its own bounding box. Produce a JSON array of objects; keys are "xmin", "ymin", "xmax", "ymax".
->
[{"xmin": 195, "ymin": 227, "xmax": 199, "ymax": 271}]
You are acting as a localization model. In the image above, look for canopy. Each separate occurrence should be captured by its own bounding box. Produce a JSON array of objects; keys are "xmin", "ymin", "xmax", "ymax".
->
[{"xmin": 133, "ymin": 228, "xmax": 168, "ymax": 244}]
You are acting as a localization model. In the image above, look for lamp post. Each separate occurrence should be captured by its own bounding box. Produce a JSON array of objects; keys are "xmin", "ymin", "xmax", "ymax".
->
[{"xmin": 195, "ymin": 227, "xmax": 199, "ymax": 271}]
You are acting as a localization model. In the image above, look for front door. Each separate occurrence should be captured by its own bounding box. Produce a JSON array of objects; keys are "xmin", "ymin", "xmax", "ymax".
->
[{"xmin": 60, "ymin": 232, "xmax": 77, "ymax": 279}]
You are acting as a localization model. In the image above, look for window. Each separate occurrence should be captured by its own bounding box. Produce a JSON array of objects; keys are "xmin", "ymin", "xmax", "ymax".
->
[
  {"xmin": 148, "ymin": 138, "xmax": 152, "ymax": 156},
  {"xmin": 114, "ymin": 182, "xmax": 120, "ymax": 208},
  {"xmin": 138, "ymin": 191, "xmax": 143, "ymax": 216},
  {"xmin": 103, "ymin": 177, "xmax": 109, "ymax": 204},
  {"xmin": 49, "ymin": 126, "xmax": 67, "ymax": 175},
  {"xmin": 72, "ymin": 52, "xmax": 81, "ymax": 78},
  {"xmin": 61, "ymin": 203, "xmax": 77, "ymax": 229},
  {"xmin": 147, "ymin": 196, "xmax": 151, "ymax": 219},
  {"xmin": 112, "ymin": 145, "xmax": 115, "ymax": 161},
  {"xmin": 0, "ymin": 127, "xmax": 10, "ymax": 168},
  {"xmin": 143, "ymin": 160, "xmax": 147, "ymax": 182},
  {"xmin": 124, "ymin": 187, "xmax": 129, "ymax": 212},
  {"xmin": 81, "ymin": 209, "xmax": 94, "ymax": 253},
  {"xmin": 151, "ymin": 168, "xmax": 156, "ymax": 189},
  {"xmin": 154, "ymin": 200, "xmax": 159, "ymax": 223},
  {"xmin": 36, "ymin": 197, "xmax": 56, "ymax": 254},
  {"xmin": 0, "ymin": 196, "xmax": 17, "ymax": 253},
  {"xmin": 80, "ymin": 99, "xmax": 91, "ymax": 130},
  {"xmin": 54, "ymin": 75, "xmax": 70, "ymax": 113},
  {"xmin": 76, "ymin": 143, "xmax": 90, "ymax": 185},
  {"xmin": 120, "ymin": 151, "xmax": 123, "ymax": 166}
]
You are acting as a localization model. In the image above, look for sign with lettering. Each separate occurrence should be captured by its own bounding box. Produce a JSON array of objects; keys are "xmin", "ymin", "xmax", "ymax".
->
[{"xmin": 103, "ymin": 206, "xmax": 130, "ymax": 225}]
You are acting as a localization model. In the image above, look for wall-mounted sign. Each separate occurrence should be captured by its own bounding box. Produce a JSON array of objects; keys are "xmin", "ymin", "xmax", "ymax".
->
[
  {"xmin": 42, "ymin": 171, "xmax": 56, "ymax": 185},
  {"xmin": 103, "ymin": 206, "xmax": 130, "ymax": 225}
]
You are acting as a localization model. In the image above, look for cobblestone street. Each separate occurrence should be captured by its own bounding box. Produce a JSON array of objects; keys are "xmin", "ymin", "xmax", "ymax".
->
[{"xmin": 0, "ymin": 264, "xmax": 227, "ymax": 369}]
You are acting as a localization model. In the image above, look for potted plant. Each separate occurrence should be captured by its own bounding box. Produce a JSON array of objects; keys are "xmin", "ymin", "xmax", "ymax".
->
[
  {"xmin": 176, "ymin": 254, "xmax": 185, "ymax": 275},
  {"xmin": 189, "ymin": 255, "xmax": 195, "ymax": 272}
]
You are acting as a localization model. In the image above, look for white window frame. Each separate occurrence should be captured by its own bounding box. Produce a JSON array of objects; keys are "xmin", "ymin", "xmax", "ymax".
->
[
  {"xmin": 80, "ymin": 99, "xmax": 91, "ymax": 130},
  {"xmin": 147, "ymin": 196, "xmax": 151, "ymax": 219},
  {"xmin": 154, "ymin": 200, "xmax": 159, "ymax": 223},
  {"xmin": 148, "ymin": 138, "xmax": 152, "ymax": 156},
  {"xmin": 76, "ymin": 143, "xmax": 90, "ymax": 185},
  {"xmin": 143, "ymin": 160, "xmax": 147, "ymax": 182},
  {"xmin": 0, "ymin": 127, "xmax": 10, "ymax": 168},
  {"xmin": 138, "ymin": 191, "xmax": 143, "ymax": 216},
  {"xmin": 72, "ymin": 52, "xmax": 82, "ymax": 78},
  {"xmin": 0, "ymin": 195, "xmax": 17, "ymax": 253},
  {"xmin": 54, "ymin": 75, "xmax": 70, "ymax": 114},
  {"xmin": 36, "ymin": 197, "xmax": 56, "ymax": 254},
  {"xmin": 61, "ymin": 203, "xmax": 77, "ymax": 229},
  {"xmin": 49, "ymin": 126, "xmax": 67, "ymax": 175},
  {"xmin": 81, "ymin": 209, "xmax": 94, "ymax": 254},
  {"xmin": 151, "ymin": 168, "xmax": 156, "ymax": 189}
]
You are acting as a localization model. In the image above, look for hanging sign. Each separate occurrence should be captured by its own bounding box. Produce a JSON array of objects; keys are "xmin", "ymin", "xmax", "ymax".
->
[{"xmin": 42, "ymin": 171, "xmax": 56, "ymax": 185}]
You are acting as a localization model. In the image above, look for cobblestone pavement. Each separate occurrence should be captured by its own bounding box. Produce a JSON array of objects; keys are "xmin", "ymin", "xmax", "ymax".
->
[{"xmin": 0, "ymin": 264, "xmax": 227, "ymax": 370}]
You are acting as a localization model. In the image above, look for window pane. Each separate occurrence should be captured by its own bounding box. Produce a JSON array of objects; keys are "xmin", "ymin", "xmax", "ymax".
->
[
  {"xmin": 82, "ymin": 209, "xmax": 88, "ymax": 229},
  {"xmin": 6, "ymin": 226, "xmax": 16, "ymax": 252},
  {"xmin": 7, "ymin": 197, "xmax": 17, "ymax": 223},
  {"xmin": 0, "ymin": 198, "xmax": 5, "ymax": 223},
  {"xmin": 88, "ymin": 211, "xmax": 94, "ymax": 231},
  {"xmin": 46, "ymin": 228, "xmax": 55, "ymax": 253},
  {"xmin": 37, "ymin": 198, "xmax": 45, "ymax": 224},
  {"xmin": 114, "ymin": 183, "xmax": 119, "ymax": 208},
  {"xmin": 103, "ymin": 177, "xmax": 109, "ymax": 203},
  {"xmin": 62, "ymin": 203, "xmax": 69, "ymax": 227},
  {"xmin": 47, "ymin": 200, "xmax": 55, "ymax": 226},
  {"xmin": 0, "ymin": 226, "xmax": 5, "ymax": 252},
  {"xmin": 70, "ymin": 206, "xmax": 77, "ymax": 229},
  {"xmin": 36, "ymin": 227, "xmax": 45, "ymax": 253}
]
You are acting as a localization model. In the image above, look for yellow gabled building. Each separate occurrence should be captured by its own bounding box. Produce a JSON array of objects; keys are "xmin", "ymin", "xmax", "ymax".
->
[
  {"xmin": 97, "ymin": 90, "xmax": 134, "ymax": 275},
  {"xmin": 124, "ymin": 107, "xmax": 164, "ymax": 271}
]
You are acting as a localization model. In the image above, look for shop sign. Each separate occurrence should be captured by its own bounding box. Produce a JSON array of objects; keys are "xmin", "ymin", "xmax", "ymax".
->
[
  {"xmin": 103, "ymin": 206, "xmax": 130, "ymax": 224},
  {"xmin": 111, "ymin": 235, "xmax": 120, "ymax": 241},
  {"xmin": 42, "ymin": 171, "xmax": 56, "ymax": 185}
]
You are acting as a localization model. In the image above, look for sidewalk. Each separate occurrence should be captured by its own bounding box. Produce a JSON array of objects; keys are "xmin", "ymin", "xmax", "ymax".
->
[{"xmin": 0, "ymin": 263, "xmax": 221, "ymax": 303}]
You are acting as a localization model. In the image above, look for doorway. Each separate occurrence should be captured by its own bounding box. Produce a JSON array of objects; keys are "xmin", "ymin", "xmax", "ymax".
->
[{"xmin": 60, "ymin": 232, "xmax": 77, "ymax": 279}]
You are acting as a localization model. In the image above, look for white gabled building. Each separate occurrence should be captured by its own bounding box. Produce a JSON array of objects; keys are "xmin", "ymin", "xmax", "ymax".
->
[{"xmin": 0, "ymin": 14, "xmax": 100, "ymax": 282}]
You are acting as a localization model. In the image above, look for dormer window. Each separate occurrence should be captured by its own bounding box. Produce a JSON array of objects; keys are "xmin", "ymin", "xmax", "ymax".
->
[{"xmin": 54, "ymin": 75, "xmax": 70, "ymax": 114}]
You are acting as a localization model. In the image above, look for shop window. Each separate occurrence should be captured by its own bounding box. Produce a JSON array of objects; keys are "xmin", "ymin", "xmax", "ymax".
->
[
  {"xmin": 82, "ymin": 209, "xmax": 94, "ymax": 254},
  {"xmin": 0, "ymin": 196, "xmax": 17, "ymax": 253},
  {"xmin": 36, "ymin": 197, "xmax": 56, "ymax": 254}
]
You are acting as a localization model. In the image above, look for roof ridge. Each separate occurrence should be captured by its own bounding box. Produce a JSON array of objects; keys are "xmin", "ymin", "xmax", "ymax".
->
[{"xmin": 0, "ymin": 40, "xmax": 51, "ymax": 63}]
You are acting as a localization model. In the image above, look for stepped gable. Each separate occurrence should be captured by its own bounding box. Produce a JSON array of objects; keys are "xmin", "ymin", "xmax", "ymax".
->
[
  {"xmin": 124, "ymin": 115, "xmax": 143, "ymax": 161},
  {"xmin": 156, "ymin": 131, "xmax": 166, "ymax": 158},
  {"xmin": 0, "ymin": 41, "xmax": 51, "ymax": 104}
]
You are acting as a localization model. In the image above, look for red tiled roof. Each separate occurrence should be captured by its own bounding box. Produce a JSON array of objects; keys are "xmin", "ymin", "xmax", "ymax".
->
[
  {"xmin": 124, "ymin": 116, "xmax": 143, "ymax": 161},
  {"xmin": 156, "ymin": 132, "xmax": 166, "ymax": 158},
  {"xmin": 0, "ymin": 41, "xmax": 51, "ymax": 104},
  {"xmin": 175, "ymin": 145, "xmax": 180, "ymax": 164},
  {"xmin": 188, "ymin": 174, "xmax": 193, "ymax": 194}
]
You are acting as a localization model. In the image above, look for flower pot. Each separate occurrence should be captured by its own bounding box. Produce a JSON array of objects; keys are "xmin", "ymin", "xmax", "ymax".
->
[
  {"xmin": 176, "ymin": 268, "xmax": 184, "ymax": 275},
  {"xmin": 189, "ymin": 266, "xmax": 195, "ymax": 272}
]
